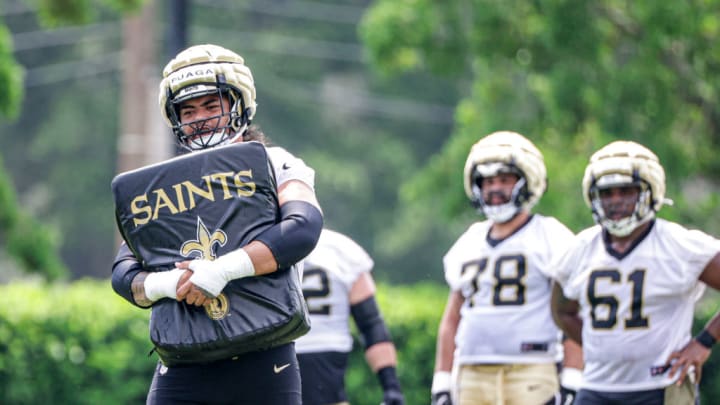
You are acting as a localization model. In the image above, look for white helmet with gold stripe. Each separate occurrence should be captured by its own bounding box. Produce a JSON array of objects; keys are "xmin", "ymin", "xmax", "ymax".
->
[
  {"xmin": 463, "ymin": 131, "xmax": 547, "ymax": 222},
  {"xmin": 158, "ymin": 44, "xmax": 257, "ymax": 150},
  {"xmin": 582, "ymin": 140, "xmax": 667, "ymax": 236}
]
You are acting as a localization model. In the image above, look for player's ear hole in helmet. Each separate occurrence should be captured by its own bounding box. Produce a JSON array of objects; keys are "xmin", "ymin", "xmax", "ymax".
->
[
  {"xmin": 582, "ymin": 140, "xmax": 669, "ymax": 237},
  {"xmin": 158, "ymin": 44, "xmax": 257, "ymax": 151},
  {"xmin": 463, "ymin": 131, "xmax": 547, "ymax": 223}
]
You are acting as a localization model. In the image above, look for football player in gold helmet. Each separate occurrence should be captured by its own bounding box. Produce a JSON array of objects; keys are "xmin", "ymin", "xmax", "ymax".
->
[
  {"xmin": 432, "ymin": 131, "xmax": 582, "ymax": 405},
  {"xmin": 111, "ymin": 44, "xmax": 323, "ymax": 405},
  {"xmin": 552, "ymin": 140, "xmax": 720, "ymax": 405}
]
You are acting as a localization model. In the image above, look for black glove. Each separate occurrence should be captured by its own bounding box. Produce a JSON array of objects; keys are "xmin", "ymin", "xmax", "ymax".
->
[
  {"xmin": 381, "ymin": 387, "xmax": 405, "ymax": 405},
  {"xmin": 431, "ymin": 391, "xmax": 452, "ymax": 405},
  {"xmin": 559, "ymin": 385, "xmax": 576, "ymax": 405},
  {"xmin": 378, "ymin": 367, "xmax": 404, "ymax": 405}
]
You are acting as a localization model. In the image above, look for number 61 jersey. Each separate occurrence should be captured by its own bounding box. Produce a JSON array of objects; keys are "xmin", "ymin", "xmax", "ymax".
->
[
  {"xmin": 554, "ymin": 219, "xmax": 720, "ymax": 391},
  {"xmin": 444, "ymin": 214, "xmax": 574, "ymax": 365}
]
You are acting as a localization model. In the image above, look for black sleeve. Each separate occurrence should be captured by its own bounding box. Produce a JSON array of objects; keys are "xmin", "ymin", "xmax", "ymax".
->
[
  {"xmin": 351, "ymin": 295, "xmax": 392, "ymax": 349},
  {"xmin": 253, "ymin": 200, "xmax": 323, "ymax": 269}
]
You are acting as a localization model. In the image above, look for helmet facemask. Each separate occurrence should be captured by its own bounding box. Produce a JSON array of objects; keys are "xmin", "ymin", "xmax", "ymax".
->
[
  {"xmin": 588, "ymin": 173, "xmax": 655, "ymax": 237},
  {"xmin": 463, "ymin": 131, "xmax": 547, "ymax": 221},
  {"xmin": 470, "ymin": 162, "xmax": 530, "ymax": 223},
  {"xmin": 166, "ymin": 81, "xmax": 249, "ymax": 151},
  {"xmin": 582, "ymin": 141, "xmax": 667, "ymax": 237},
  {"xmin": 158, "ymin": 44, "xmax": 258, "ymax": 152}
]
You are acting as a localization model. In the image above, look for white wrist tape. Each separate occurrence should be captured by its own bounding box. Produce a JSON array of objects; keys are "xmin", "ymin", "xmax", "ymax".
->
[
  {"xmin": 560, "ymin": 367, "xmax": 583, "ymax": 391},
  {"xmin": 431, "ymin": 371, "xmax": 452, "ymax": 394},
  {"xmin": 144, "ymin": 269, "xmax": 185, "ymax": 302},
  {"xmin": 188, "ymin": 248, "xmax": 255, "ymax": 297}
]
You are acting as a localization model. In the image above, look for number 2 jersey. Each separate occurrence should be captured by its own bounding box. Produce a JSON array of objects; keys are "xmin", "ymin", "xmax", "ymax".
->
[
  {"xmin": 553, "ymin": 219, "xmax": 720, "ymax": 391},
  {"xmin": 295, "ymin": 229, "xmax": 374, "ymax": 354},
  {"xmin": 444, "ymin": 214, "xmax": 574, "ymax": 365}
]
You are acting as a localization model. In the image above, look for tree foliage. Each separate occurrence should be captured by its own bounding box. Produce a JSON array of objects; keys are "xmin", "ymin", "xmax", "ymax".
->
[
  {"xmin": 1, "ymin": 0, "xmax": 459, "ymax": 282},
  {"xmin": 5, "ymin": 0, "xmax": 720, "ymax": 284},
  {"xmin": 360, "ymin": 0, "xmax": 720, "ymax": 258},
  {"xmin": 1, "ymin": 0, "xmax": 143, "ymax": 112},
  {"xmin": 0, "ymin": 0, "xmax": 146, "ymax": 280},
  {"xmin": 0, "ymin": 24, "xmax": 24, "ymax": 118},
  {"xmin": 0, "ymin": 153, "xmax": 66, "ymax": 280},
  {"xmin": 35, "ymin": 0, "xmax": 144, "ymax": 27}
]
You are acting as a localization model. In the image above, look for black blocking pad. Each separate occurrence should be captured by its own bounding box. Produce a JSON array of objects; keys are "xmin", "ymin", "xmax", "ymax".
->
[
  {"xmin": 111, "ymin": 141, "xmax": 309, "ymax": 366},
  {"xmin": 112, "ymin": 141, "xmax": 279, "ymax": 269}
]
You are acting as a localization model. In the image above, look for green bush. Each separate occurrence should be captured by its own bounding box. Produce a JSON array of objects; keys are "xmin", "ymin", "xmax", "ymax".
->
[
  {"xmin": 0, "ymin": 280, "xmax": 718, "ymax": 404},
  {"xmin": 0, "ymin": 279, "xmax": 448, "ymax": 404},
  {"xmin": 0, "ymin": 279, "xmax": 154, "ymax": 404},
  {"xmin": 346, "ymin": 282, "xmax": 447, "ymax": 405},
  {"xmin": 0, "ymin": 155, "xmax": 67, "ymax": 281}
]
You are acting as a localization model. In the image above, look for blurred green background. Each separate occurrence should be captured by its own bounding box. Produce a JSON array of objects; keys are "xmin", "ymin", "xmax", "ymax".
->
[{"xmin": 2, "ymin": 0, "xmax": 720, "ymax": 403}]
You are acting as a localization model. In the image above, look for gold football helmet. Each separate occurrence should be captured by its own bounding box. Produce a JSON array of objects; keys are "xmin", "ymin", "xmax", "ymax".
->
[
  {"xmin": 582, "ymin": 140, "xmax": 667, "ymax": 236},
  {"xmin": 463, "ymin": 131, "xmax": 547, "ymax": 222},
  {"xmin": 158, "ymin": 44, "xmax": 257, "ymax": 150}
]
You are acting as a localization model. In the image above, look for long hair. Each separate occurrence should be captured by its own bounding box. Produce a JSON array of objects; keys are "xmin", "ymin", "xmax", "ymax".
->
[{"xmin": 242, "ymin": 125, "xmax": 271, "ymax": 145}]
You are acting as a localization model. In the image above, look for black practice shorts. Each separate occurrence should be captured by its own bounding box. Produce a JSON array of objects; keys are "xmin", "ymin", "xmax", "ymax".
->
[
  {"xmin": 574, "ymin": 382, "xmax": 698, "ymax": 405},
  {"xmin": 147, "ymin": 343, "xmax": 301, "ymax": 405},
  {"xmin": 297, "ymin": 351, "xmax": 350, "ymax": 405}
]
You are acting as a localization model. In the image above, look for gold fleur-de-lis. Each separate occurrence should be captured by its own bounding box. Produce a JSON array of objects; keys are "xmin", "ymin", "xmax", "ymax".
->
[{"xmin": 180, "ymin": 217, "xmax": 227, "ymax": 260}]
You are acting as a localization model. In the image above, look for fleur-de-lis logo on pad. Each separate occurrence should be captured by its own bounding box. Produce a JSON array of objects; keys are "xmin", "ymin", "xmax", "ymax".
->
[
  {"xmin": 181, "ymin": 217, "xmax": 227, "ymax": 260},
  {"xmin": 179, "ymin": 217, "xmax": 231, "ymax": 320}
]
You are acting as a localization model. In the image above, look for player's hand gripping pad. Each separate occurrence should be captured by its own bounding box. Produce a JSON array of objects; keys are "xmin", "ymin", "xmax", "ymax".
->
[{"xmin": 112, "ymin": 142, "xmax": 310, "ymax": 366}]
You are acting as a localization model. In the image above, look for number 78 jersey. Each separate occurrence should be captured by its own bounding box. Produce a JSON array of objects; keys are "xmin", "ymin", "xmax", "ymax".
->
[
  {"xmin": 554, "ymin": 219, "xmax": 720, "ymax": 391},
  {"xmin": 444, "ymin": 215, "xmax": 574, "ymax": 365}
]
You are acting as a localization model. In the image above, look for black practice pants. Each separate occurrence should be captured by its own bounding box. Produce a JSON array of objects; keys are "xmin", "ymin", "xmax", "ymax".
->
[{"xmin": 147, "ymin": 343, "xmax": 301, "ymax": 405}]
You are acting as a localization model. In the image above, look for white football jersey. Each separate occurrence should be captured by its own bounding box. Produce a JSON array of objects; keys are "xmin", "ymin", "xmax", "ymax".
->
[
  {"xmin": 266, "ymin": 146, "xmax": 315, "ymax": 190},
  {"xmin": 554, "ymin": 219, "xmax": 720, "ymax": 391},
  {"xmin": 295, "ymin": 229, "xmax": 373, "ymax": 353},
  {"xmin": 444, "ymin": 215, "xmax": 574, "ymax": 365}
]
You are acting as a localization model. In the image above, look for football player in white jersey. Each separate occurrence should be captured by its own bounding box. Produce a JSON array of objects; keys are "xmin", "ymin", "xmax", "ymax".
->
[
  {"xmin": 431, "ymin": 131, "xmax": 582, "ymax": 405},
  {"xmin": 111, "ymin": 44, "xmax": 323, "ymax": 405},
  {"xmin": 551, "ymin": 140, "xmax": 720, "ymax": 405},
  {"xmin": 296, "ymin": 229, "xmax": 404, "ymax": 405}
]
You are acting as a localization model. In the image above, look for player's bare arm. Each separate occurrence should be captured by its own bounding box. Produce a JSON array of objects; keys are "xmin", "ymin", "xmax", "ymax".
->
[
  {"xmin": 667, "ymin": 252, "xmax": 720, "ymax": 384},
  {"xmin": 551, "ymin": 282, "xmax": 583, "ymax": 344},
  {"xmin": 435, "ymin": 291, "xmax": 462, "ymax": 373},
  {"xmin": 130, "ymin": 272, "xmax": 153, "ymax": 307},
  {"xmin": 277, "ymin": 178, "xmax": 321, "ymax": 209},
  {"xmin": 431, "ymin": 291, "xmax": 462, "ymax": 404}
]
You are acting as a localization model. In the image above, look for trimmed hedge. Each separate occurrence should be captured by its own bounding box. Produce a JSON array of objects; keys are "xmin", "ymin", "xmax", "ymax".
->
[
  {"xmin": 0, "ymin": 280, "xmax": 154, "ymax": 404},
  {"xmin": 346, "ymin": 282, "xmax": 447, "ymax": 405},
  {"xmin": 0, "ymin": 280, "xmax": 718, "ymax": 404}
]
